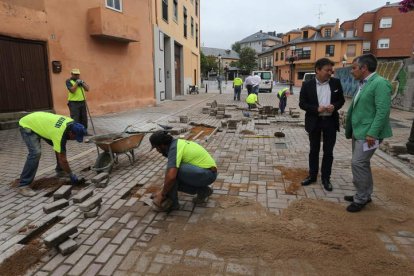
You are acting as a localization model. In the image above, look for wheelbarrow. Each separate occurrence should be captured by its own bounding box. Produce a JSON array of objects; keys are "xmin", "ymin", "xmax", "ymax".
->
[{"xmin": 90, "ymin": 131, "xmax": 145, "ymax": 173}]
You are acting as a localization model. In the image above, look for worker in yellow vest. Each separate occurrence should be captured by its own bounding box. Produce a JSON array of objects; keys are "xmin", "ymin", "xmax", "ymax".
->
[
  {"xmin": 246, "ymin": 93, "xmax": 261, "ymax": 109},
  {"xmin": 17, "ymin": 112, "xmax": 86, "ymax": 197},
  {"xmin": 233, "ymin": 76, "xmax": 243, "ymax": 101},
  {"xmin": 277, "ymin": 87, "xmax": 289, "ymax": 114},
  {"xmin": 66, "ymin": 68, "xmax": 90, "ymax": 133}
]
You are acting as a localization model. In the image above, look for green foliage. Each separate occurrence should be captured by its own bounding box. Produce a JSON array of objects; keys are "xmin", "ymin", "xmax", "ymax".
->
[
  {"xmin": 201, "ymin": 52, "xmax": 218, "ymax": 76},
  {"xmin": 230, "ymin": 61, "xmax": 239, "ymax": 68},
  {"xmin": 231, "ymin": 42, "xmax": 241, "ymax": 54},
  {"xmin": 238, "ymin": 47, "xmax": 257, "ymax": 74}
]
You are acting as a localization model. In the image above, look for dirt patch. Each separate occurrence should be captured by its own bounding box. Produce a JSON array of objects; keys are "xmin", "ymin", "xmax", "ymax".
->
[
  {"xmin": 11, "ymin": 177, "xmax": 88, "ymax": 193},
  {"xmin": 145, "ymin": 167, "xmax": 414, "ymax": 275},
  {"xmin": 0, "ymin": 240, "xmax": 46, "ymax": 276},
  {"xmin": 276, "ymin": 166, "xmax": 308, "ymax": 195},
  {"xmin": 150, "ymin": 196, "xmax": 414, "ymax": 275},
  {"xmin": 239, "ymin": 130, "xmax": 256, "ymax": 135},
  {"xmin": 187, "ymin": 126, "xmax": 215, "ymax": 140}
]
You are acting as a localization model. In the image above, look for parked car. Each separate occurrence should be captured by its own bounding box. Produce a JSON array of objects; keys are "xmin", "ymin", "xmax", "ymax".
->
[{"xmin": 252, "ymin": 71, "xmax": 273, "ymax": 93}]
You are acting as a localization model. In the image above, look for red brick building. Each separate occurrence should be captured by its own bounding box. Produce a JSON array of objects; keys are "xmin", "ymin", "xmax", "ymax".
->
[{"xmin": 341, "ymin": 2, "xmax": 414, "ymax": 59}]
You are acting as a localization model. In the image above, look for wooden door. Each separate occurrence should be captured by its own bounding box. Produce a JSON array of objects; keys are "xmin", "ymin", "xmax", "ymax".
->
[
  {"xmin": 0, "ymin": 36, "xmax": 52, "ymax": 112},
  {"xmin": 174, "ymin": 43, "xmax": 182, "ymax": 95}
]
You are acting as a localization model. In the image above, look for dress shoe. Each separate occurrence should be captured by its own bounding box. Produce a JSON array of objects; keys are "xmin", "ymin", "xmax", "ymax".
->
[
  {"xmin": 346, "ymin": 202, "xmax": 366, "ymax": 212},
  {"xmin": 322, "ymin": 179, "xmax": 333, "ymax": 192},
  {"xmin": 301, "ymin": 176, "xmax": 316, "ymax": 186},
  {"xmin": 344, "ymin": 195, "xmax": 372, "ymax": 204}
]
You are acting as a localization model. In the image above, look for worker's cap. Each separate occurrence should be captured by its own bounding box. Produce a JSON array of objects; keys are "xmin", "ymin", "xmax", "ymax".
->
[
  {"xmin": 149, "ymin": 130, "xmax": 173, "ymax": 150},
  {"xmin": 71, "ymin": 68, "xmax": 81, "ymax": 74},
  {"xmin": 69, "ymin": 123, "xmax": 87, "ymax": 142}
]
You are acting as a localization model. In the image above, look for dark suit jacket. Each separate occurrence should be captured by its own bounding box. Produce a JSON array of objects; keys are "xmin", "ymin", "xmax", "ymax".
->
[{"xmin": 299, "ymin": 77, "xmax": 345, "ymax": 133}]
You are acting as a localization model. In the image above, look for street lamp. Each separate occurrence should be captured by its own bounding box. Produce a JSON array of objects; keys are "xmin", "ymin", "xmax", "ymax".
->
[
  {"xmin": 218, "ymin": 54, "xmax": 222, "ymax": 94},
  {"xmin": 287, "ymin": 45, "xmax": 296, "ymax": 95}
]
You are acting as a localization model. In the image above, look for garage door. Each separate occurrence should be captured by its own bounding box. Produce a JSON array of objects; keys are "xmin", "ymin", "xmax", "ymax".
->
[{"xmin": 0, "ymin": 36, "xmax": 52, "ymax": 112}]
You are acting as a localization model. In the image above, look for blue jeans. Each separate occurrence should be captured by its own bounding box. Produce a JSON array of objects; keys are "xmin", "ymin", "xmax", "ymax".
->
[
  {"xmin": 252, "ymin": 85, "xmax": 259, "ymax": 94},
  {"xmin": 279, "ymin": 97, "xmax": 287, "ymax": 113},
  {"xmin": 166, "ymin": 163, "xmax": 217, "ymax": 206},
  {"xmin": 19, "ymin": 127, "xmax": 42, "ymax": 187}
]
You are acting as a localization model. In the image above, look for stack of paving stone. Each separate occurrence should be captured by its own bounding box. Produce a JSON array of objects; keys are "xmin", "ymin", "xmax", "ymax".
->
[
  {"xmin": 179, "ymin": 115, "xmax": 189, "ymax": 123},
  {"xmin": 216, "ymin": 104, "xmax": 226, "ymax": 119},
  {"xmin": 227, "ymin": 120, "xmax": 238, "ymax": 132},
  {"xmin": 43, "ymin": 185, "xmax": 72, "ymax": 214},
  {"xmin": 387, "ymin": 143, "xmax": 408, "ymax": 156},
  {"xmin": 289, "ymin": 107, "xmax": 301, "ymax": 118},
  {"xmin": 44, "ymin": 224, "xmax": 79, "ymax": 256},
  {"xmin": 259, "ymin": 106, "xmax": 279, "ymax": 117}
]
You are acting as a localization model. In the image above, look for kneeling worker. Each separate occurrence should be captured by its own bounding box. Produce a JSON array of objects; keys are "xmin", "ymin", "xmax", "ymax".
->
[
  {"xmin": 246, "ymin": 93, "xmax": 261, "ymax": 109},
  {"xmin": 18, "ymin": 112, "xmax": 86, "ymax": 197},
  {"xmin": 150, "ymin": 131, "xmax": 217, "ymax": 211}
]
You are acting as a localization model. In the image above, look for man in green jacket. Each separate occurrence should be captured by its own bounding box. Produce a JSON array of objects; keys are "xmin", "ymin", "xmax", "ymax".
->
[
  {"xmin": 18, "ymin": 112, "xmax": 86, "ymax": 197},
  {"xmin": 345, "ymin": 53, "xmax": 393, "ymax": 212}
]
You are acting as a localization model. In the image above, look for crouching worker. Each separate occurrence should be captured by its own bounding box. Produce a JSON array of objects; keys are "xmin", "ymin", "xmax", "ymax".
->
[
  {"xmin": 18, "ymin": 112, "xmax": 86, "ymax": 197},
  {"xmin": 246, "ymin": 93, "xmax": 261, "ymax": 110},
  {"xmin": 150, "ymin": 131, "xmax": 217, "ymax": 212},
  {"xmin": 277, "ymin": 87, "xmax": 289, "ymax": 114}
]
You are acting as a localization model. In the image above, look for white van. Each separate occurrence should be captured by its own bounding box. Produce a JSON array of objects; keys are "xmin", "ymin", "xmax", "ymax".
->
[
  {"xmin": 252, "ymin": 71, "xmax": 273, "ymax": 93},
  {"xmin": 303, "ymin": 72, "xmax": 316, "ymax": 82}
]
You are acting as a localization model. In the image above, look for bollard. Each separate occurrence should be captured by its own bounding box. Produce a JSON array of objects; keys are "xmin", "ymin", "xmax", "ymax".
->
[{"xmin": 205, "ymin": 83, "xmax": 208, "ymax": 93}]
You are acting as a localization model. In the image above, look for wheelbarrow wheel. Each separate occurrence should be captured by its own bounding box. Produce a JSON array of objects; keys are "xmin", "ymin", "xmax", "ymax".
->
[{"xmin": 94, "ymin": 152, "xmax": 113, "ymax": 174}]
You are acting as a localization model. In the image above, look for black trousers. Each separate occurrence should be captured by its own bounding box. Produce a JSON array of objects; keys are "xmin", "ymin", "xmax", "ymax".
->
[
  {"xmin": 308, "ymin": 117, "xmax": 337, "ymax": 180},
  {"xmin": 68, "ymin": 101, "xmax": 88, "ymax": 130}
]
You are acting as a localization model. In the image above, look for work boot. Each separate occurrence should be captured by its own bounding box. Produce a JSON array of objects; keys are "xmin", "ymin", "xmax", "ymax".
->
[
  {"xmin": 18, "ymin": 187, "xmax": 37, "ymax": 197},
  {"xmin": 192, "ymin": 187, "xmax": 213, "ymax": 204}
]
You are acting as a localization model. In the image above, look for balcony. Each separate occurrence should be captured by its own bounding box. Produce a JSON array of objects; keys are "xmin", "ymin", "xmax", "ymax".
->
[{"xmin": 87, "ymin": 7, "xmax": 139, "ymax": 42}]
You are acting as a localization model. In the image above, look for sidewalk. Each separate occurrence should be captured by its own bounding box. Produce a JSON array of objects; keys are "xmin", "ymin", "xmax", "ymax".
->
[{"xmin": 0, "ymin": 86, "xmax": 414, "ymax": 275}]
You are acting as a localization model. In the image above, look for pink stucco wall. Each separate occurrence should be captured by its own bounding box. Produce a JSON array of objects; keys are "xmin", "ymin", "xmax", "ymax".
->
[{"xmin": 0, "ymin": 0, "xmax": 155, "ymax": 116}]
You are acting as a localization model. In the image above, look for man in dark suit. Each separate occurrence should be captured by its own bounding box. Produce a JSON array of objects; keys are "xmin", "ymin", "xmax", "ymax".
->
[{"xmin": 299, "ymin": 58, "xmax": 345, "ymax": 191}]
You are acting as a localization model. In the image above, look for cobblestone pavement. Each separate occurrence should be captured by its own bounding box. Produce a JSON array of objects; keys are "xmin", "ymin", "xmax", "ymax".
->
[{"xmin": 0, "ymin": 84, "xmax": 413, "ymax": 275}]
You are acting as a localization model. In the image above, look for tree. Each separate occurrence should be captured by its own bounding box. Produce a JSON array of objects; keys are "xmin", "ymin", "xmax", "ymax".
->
[
  {"xmin": 238, "ymin": 47, "xmax": 257, "ymax": 74},
  {"xmin": 399, "ymin": 0, "xmax": 414, "ymax": 12},
  {"xmin": 200, "ymin": 52, "xmax": 218, "ymax": 77},
  {"xmin": 231, "ymin": 42, "xmax": 241, "ymax": 54}
]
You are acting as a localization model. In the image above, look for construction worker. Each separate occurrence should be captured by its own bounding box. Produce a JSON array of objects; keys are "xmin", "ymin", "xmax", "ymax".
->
[
  {"xmin": 150, "ymin": 131, "xmax": 217, "ymax": 212},
  {"xmin": 277, "ymin": 87, "xmax": 289, "ymax": 114},
  {"xmin": 233, "ymin": 76, "xmax": 243, "ymax": 101},
  {"xmin": 66, "ymin": 68, "xmax": 90, "ymax": 134},
  {"xmin": 18, "ymin": 112, "xmax": 86, "ymax": 197},
  {"xmin": 246, "ymin": 93, "xmax": 261, "ymax": 109}
]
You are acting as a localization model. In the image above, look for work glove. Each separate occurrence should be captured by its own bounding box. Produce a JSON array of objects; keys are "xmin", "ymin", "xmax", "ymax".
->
[{"xmin": 69, "ymin": 173, "xmax": 79, "ymax": 185}]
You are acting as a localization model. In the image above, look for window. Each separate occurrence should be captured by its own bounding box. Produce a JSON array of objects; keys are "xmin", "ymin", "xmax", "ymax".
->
[
  {"xmin": 191, "ymin": 17, "xmax": 194, "ymax": 37},
  {"xmin": 378, "ymin": 38, "xmax": 390, "ymax": 49},
  {"xmin": 380, "ymin": 17, "xmax": 392, "ymax": 28},
  {"xmin": 363, "ymin": 23, "xmax": 373, "ymax": 32},
  {"xmin": 183, "ymin": 7, "xmax": 187, "ymax": 38},
  {"xmin": 363, "ymin": 41, "xmax": 371, "ymax": 53},
  {"xmin": 173, "ymin": 0, "xmax": 178, "ymax": 21},
  {"xmin": 295, "ymin": 47, "xmax": 311, "ymax": 60},
  {"xmin": 195, "ymin": 23, "xmax": 199, "ymax": 47},
  {"xmin": 275, "ymin": 52, "xmax": 279, "ymax": 61},
  {"xmin": 303, "ymin": 31, "xmax": 308, "ymax": 39},
  {"xmin": 325, "ymin": 45, "xmax": 335, "ymax": 57},
  {"xmin": 106, "ymin": 0, "xmax": 122, "ymax": 12},
  {"xmin": 346, "ymin": 44, "xmax": 356, "ymax": 57},
  {"xmin": 346, "ymin": 30, "xmax": 354, "ymax": 38},
  {"xmin": 195, "ymin": 0, "xmax": 198, "ymax": 16},
  {"xmin": 162, "ymin": 0, "xmax": 168, "ymax": 21},
  {"xmin": 281, "ymin": 51, "xmax": 284, "ymax": 61},
  {"xmin": 324, "ymin": 28, "xmax": 331, "ymax": 37}
]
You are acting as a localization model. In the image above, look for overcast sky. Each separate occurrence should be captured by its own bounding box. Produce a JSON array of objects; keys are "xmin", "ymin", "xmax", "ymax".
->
[{"xmin": 201, "ymin": 0, "xmax": 394, "ymax": 49}]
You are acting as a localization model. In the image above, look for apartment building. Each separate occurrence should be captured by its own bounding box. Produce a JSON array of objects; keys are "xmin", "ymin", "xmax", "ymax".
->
[
  {"xmin": 0, "ymin": 0, "xmax": 155, "ymax": 116},
  {"xmin": 270, "ymin": 20, "xmax": 363, "ymax": 86},
  {"xmin": 153, "ymin": 0, "xmax": 200, "ymax": 102},
  {"xmin": 239, "ymin": 31, "xmax": 282, "ymax": 54},
  {"xmin": 341, "ymin": 2, "xmax": 414, "ymax": 59}
]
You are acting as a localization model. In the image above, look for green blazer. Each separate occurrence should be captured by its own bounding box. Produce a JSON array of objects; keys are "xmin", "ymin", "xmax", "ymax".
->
[{"xmin": 345, "ymin": 73, "xmax": 393, "ymax": 140}]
